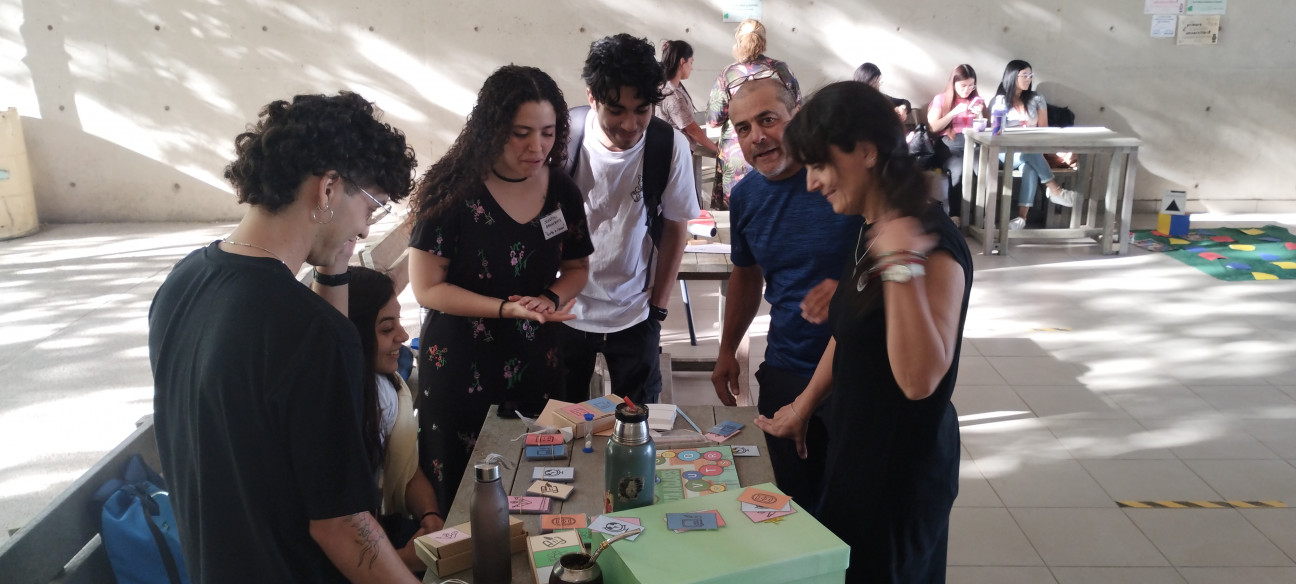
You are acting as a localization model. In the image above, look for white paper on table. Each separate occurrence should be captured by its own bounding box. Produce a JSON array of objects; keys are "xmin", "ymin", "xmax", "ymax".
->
[{"xmin": 686, "ymin": 243, "xmax": 732, "ymax": 254}]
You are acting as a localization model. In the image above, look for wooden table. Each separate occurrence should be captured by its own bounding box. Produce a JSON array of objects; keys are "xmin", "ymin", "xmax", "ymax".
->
[
  {"xmin": 676, "ymin": 213, "xmax": 734, "ymax": 347},
  {"xmin": 431, "ymin": 404, "xmax": 773, "ymax": 583},
  {"xmin": 960, "ymin": 127, "xmax": 1141, "ymax": 256}
]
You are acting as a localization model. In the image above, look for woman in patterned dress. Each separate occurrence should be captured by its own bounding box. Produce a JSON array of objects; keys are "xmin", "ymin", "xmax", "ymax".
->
[
  {"xmin": 407, "ymin": 65, "xmax": 593, "ymax": 512},
  {"xmin": 706, "ymin": 19, "xmax": 801, "ymax": 209}
]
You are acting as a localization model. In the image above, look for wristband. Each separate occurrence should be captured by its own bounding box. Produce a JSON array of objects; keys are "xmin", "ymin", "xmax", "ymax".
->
[
  {"xmin": 499, "ymin": 299, "xmax": 507, "ymax": 319},
  {"xmin": 539, "ymin": 288, "xmax": 561, "ymax": 310},
  {"xmin": 312, "ymin": 269, "xmax": 350, "ymax": 286},
  {"xmin": 649, "ymin": 304, "xmax": 668, "ymax": 321},
  {"xmin": 419, "ymin": 510, "xmax": 443, "ymax": 523}
]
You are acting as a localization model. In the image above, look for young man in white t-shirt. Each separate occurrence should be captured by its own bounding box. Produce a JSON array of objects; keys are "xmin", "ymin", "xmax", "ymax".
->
[{"xmin": 560, "ymin": 33, "xmax": 700, "ymax": 405}]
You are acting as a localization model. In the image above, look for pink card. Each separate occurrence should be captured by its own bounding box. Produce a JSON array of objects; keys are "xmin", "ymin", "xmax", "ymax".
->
[{"xmin": 507, "ymin": 496, "xmax": 552, "ymax": 514}]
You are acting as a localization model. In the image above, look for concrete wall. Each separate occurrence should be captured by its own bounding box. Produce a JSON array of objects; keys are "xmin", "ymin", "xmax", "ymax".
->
[{"xmin": 2, "ymin": 0, "xmax": 1293, "ymax": 222}]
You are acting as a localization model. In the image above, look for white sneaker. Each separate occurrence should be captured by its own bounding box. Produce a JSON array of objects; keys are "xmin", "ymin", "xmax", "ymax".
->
[
  {"xmin": 1047, "ymin": 187, "xmax": 1078, "ymax": 208},
  {"xmin": 1009, "ymin": 217, "xmax": 1026, "ymax": 231}
]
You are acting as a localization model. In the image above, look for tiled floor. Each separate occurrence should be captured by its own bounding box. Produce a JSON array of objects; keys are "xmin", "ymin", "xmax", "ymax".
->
[{"xmin": 3, "ymin": 218, "xmax": 1296, "ymax": 582}]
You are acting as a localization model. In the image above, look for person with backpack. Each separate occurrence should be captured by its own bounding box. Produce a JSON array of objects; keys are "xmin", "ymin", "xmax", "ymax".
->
[
  {"xmin": 406, "ymin": 65, "xmax": 593, "ymax": 512},
  {"xmin": 559, "ymin": 33, "xmax": 699, "ymax": 406},
  {"xmin": 149, "ymin": 92, "xmax": 421, "ymax": 583}
]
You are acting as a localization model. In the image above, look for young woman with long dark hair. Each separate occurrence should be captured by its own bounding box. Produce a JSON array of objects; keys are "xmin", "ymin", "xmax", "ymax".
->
[
  {"xmin": 994, "ymin": 59, "xmax": 1078, "ymax": 229},
  {"xmin": 657, "ymin": 39, "xmax": 718, "ymax": 157}
]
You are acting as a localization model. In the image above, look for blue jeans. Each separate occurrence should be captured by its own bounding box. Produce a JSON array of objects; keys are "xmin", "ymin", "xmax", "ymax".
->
[{"xmin": 999, "ymin": 152, "xmax": 1055, "ymax": 208}]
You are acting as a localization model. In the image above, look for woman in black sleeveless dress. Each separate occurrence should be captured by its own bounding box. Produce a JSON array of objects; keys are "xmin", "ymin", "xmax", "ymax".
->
[{"xmin": 756, "ymin": 81, "xmax": 973, "ymax": 583}]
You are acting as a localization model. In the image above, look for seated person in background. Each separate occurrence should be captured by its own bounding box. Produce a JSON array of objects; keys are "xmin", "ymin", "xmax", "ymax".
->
[
  {"xmin": 994, "ymin": 59, "xmax": 1079, "ymax": 230},
  {"xmin": 927, "ymin": 64, "xmax": 986, "ymax": 219},
  {"xmin": 346, "ymin": 266, "xmax": 444, "ymax": 573},
  {"xmin": 853, "ymin": 62, "xmax": 882, "ymax": 89},
  {"xmin": 657, "ymin": 39, "xmax": 719, "ymax": 157},
  {"xmin": 894, "ymin": 98, "xmax": 913, "ymax": 126}
]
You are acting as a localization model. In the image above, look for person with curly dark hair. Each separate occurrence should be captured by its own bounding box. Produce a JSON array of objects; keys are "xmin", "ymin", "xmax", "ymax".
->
[
  {"xmin": 406, "ymin": 65, "xmax": 592, "ymax": 512},
  {"xmin": 756, "ymin": 81, "xmax": 972, "ymax": 583},
  {"xmin": 150, "ymin": 91, "xmax": 421, "ymax": 584},
  {"xmin": 558, "ymin": 33, "xmax": 699, "ymax": 407}
]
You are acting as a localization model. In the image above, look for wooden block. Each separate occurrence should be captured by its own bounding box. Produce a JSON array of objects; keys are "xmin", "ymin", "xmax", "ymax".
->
[
  {"xmin": 540, "ymin": 514, "xmax": 588, "ymax": 532},
  {"xmin": 527, "ymin": 480, "xmax": 575, "ymax": 501},
  {"xmin": 526, "ymin": 530, "xmax": 586, "ymax": 584},
  {"xmin": 412, "ymin": 516, "xmax": 526, "ymax": 560}
]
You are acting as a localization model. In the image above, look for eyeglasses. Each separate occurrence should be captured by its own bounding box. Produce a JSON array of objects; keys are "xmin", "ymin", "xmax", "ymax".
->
[
  {"xmin": 726, "ymin": 68, "xmax": 784, "ymax": 95},
  {"xmin": 1017, "ymin": 73, "xmax": 1034, "ymax": 79},
  {"xmin": 347, "ymin": 179, "xmax": 392, "ymax": 225}
]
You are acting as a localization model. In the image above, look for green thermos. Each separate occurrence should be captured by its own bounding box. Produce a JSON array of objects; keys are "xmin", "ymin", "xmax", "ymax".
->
[{"xmin": 604, "ymin": 400, "xmax": 655, "ymax": 512}]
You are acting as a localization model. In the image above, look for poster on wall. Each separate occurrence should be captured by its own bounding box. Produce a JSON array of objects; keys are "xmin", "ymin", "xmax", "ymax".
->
[
  {"xmin": 1186, "ymin": 0, "xmax": 1226, "ymax": 14},
  {"xmin": 1177, "ymin": 14, "xmax": 1220, "ymax": 45},
  {"xmin": 1151, "ymin": 15, "xmax": 1178, "ymax": 37},
  {"xmin": 722, "ymin": 0, "xmax": 762, "ymax": 23},
  {"xmin": 1144, "ymin": 0, "xmax": 1184, "ymax": 14}
]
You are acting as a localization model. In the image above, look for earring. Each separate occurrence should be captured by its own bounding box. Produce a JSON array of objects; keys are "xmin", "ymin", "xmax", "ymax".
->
[{"xmin": 311, "ymin": 206, "xmax": 335, "ymax": 225}]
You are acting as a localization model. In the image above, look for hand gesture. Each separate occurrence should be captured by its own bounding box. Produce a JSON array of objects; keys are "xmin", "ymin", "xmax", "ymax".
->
[
  {"xmin": 867, "ymin": 215, "xmax": 937, "ymax": 260},
  {"xmin": 754, "ymin": 404, "xmax": 811, "ymax": 459},
  {"xmin": 710, "ymin": 352, "xmax": 741, "ymax": 406},
  {"xmin": 505, "ymin": 296, "xmax": 577, "ymax": 323},
  {"xmin": 799, "ymin": 278, "xmax": 838, "ymax": 324}
]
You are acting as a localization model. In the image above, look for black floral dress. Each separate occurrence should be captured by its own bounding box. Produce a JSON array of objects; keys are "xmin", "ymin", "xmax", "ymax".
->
[{"xmin": 409, "ymin": 168, "xmax": 593, "ymax": 513}]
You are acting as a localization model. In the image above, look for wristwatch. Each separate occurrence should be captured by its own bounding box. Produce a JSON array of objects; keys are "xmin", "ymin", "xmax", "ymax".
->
[
  {"xmin": 313, "ymin": 268, "xmax": 351, "ymax": 286},
  {"xmin": 649, "ymin": 305, "xmax": 669, "ymax": 321},
  {"xmin": 880, "ymin": 262, "xmax": 926, "ymax": 283},
  {"xmin": 539, "ymin": 289, "xmax": 561, "ymax": 309}
]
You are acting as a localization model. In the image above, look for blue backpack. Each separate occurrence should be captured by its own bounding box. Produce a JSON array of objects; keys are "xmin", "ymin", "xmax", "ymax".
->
[{"xmin": 92, "ymin": 455, "xmax": 191, "ymax": 584}]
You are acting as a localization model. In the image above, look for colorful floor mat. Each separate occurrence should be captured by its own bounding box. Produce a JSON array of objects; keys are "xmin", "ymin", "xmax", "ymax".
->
[{"xmin": 1130, "ymin": 225, "xmax": 1296, "ymax": 281}]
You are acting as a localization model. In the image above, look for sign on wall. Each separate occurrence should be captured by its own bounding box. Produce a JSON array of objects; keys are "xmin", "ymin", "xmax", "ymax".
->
[
  {"xmin": 1151, "ymin": 15, "xmax": 1178, "ymax": 37},
  {"xmin": 1144, "ymin": 0, "xmax": 1184, "ymax": 14},
  {"xmin": 1177, "ymin": 14, "xmax": 1221, "ymax": 45},
  {"xmin": 1186, "ymin": 0, "xmax": 1226, "ymax": 14},
  {"xmin": 722, "ymin": 0, "xmax": 762, "ymax": 23}
]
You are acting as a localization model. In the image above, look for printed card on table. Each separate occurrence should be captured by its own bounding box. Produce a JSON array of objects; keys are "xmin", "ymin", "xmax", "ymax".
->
[
  {"xmin": 531, "ymin": 466, "xmax": 575, "ymax": 483},
  {"xmin": 525, "ymin": 433, "xmax": 564, "ymax": 446},
  {"xmin": 540, "ymin": 514, "xmax": 588, "ymax": 532},
  {"xmin": 525, "ymin": 444, "xmax": 566, "ymax": 460},
  {"xmin": 741, "ymin": 500, "xmax": 797, "ymax": 522},
  {"xmin": 586, "ymin": 396, "xmax": 619, "ymax": 413},
  {"xmin": 706, "ymin": 420, "xmax": 743, "ymax": 437},
  {"xmin": 737, "ymin": 487, "xmax": 792, "ymax": 511},
  {"xmin": 665, "ymin": 511, "xmax": 721, "ymax": 531},
  {"xmin": 508, "ymin": 495, "xmax": 553, "ymax": 514},
  {"xmin": 730, "ymin": 444, "xmax": 760, "ymax": 457},
  {"xmin": 527, "ymin": 480, "xmax": 574, "ymax": 501},
  {"xmin": 589, "ymin": 515, "xmax": 643, "ymax": 541}
]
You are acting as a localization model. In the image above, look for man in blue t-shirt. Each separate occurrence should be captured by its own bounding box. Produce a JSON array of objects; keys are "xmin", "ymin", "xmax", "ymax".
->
[{"xmin": 712, "ymin": 78, "xmax": 860, "ymax": 513}]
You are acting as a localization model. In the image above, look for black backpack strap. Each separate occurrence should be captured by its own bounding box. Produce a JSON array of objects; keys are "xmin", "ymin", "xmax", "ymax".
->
[
  {"xmin": 565, "ymin": 105, "xmax": 589, "ymax": 177},
  {"xmin": 640, "ymin": 117, "xmax": 675, "ymax": 291}
]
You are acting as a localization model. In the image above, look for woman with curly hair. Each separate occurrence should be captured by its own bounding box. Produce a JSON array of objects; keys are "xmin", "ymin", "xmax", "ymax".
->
[
  {"xmin": 756, "ymin": 81, "xmax": 973, "ymax": 583},
  {"xmin": 707, "ymin": 19, "xmax": 801, "ymax": 208},
  {"xmin": 407, "ymin": 65, "xmax": 592, "ymax": 511}
]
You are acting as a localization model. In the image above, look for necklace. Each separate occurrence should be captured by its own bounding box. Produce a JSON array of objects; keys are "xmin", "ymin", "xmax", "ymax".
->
[
  {"xmin": 850, "ymin": 225, "xmax": 876, "ymax": 292},
  {"xmin": 491, "ymin": 167, "xmax": 527, "ymax": 183},
  {"xmin": 223, "ymin": 239, "xmax": 285, "ymax": 264}
]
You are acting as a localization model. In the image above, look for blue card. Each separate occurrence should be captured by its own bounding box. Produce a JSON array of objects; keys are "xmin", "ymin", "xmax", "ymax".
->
[
  {"xmin": 706, "ymin": 420, "xmax": 743, "ymax": 437},
  {"xmin": 587, "ymin": 396, "xmax": 618, "ymax": 413},
  {"xmin": 665, "ymin": 512, "xmax": 719, "ymax": 531},
  {"xmin": 525, "ymin": 444, "xmax": 567, "ymax": 460},
  {"xmin": 1258, "ymin": 236, "xmax": 1282, "ymax": 242}
]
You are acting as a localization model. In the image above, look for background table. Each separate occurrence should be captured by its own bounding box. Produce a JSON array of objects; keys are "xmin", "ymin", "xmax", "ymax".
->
[
  {"xmin": 960, "ymin": 127, "xmax": 1141, "ymax": 256},
  {"xmin": 430, "ymin": 404, "xmax": 773, "ymax": 583}
]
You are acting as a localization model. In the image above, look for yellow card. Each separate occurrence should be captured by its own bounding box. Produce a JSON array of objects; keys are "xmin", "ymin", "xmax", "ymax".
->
[
  {"xmin": 1253, "ymin": 272, "xmax": 1279, "ymax": 280},
  {"xmin": 1273, "ymin": 262, "xmax": 1296, "ymax": 270},
  {"xmin": 1230, "ymin": 244, "xmax": 1256, "ymax": 251},
  {"xmin": 1241, "ymin": 228, "xmax": 1266, "ymax": 235},
  {"xmin": 1169, "ymin": 238, "xmax": 1189, "ymax": 245},
  {"xmin": 736, "ymin": 487, "xmax": 792, "ymax": 510}
]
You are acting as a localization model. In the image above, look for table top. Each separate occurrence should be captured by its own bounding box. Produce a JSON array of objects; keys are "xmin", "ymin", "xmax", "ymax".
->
[
  {"xmin": 965, "ymin": 126, "xmax": 1142, "ymax": 149},
  {"xmin": 678, "ymin": 211, "xmax": 734, "ymax": 281},
  {"xmin": 433, "ymin": 404, "xmax": 773, "ymax": 582}
]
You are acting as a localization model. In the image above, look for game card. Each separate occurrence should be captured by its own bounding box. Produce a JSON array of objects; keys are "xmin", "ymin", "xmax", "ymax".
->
[
  {"xmin": 665, "ymin": 511, "xmax": 721, "ymax": 531},
  {"xmin": 531, "ymin": 466, "xmax": 575, "ymax": 483},
  {"xmin": 736, "ymin": 487, "xmax": 792, "ymax": 511},
  {"xmin": 588, "ymin": 515, "xmax": 644, "ymax": 541}
]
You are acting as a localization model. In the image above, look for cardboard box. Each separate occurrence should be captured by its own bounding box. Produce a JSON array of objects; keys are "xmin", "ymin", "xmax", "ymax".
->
[
  {"xmin": 426, "ymin": 531, "xmax": 527, "ymax": 579},
  {"xmin": 526, "ymin": 529, "xmax": 598, "ymax": 584},
  {"xmin": 413, "ymin": 516, "xmax": 525, "ymax": 561},
  {"xmin": 551, "ymin": 395, "xmax": 624, "ymax": 438}
]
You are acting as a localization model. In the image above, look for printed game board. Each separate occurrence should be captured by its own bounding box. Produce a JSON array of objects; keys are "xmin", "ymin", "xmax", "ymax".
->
[{"xmin": 654, "ymin": 445, "xmax": 741, "ymax": 504}]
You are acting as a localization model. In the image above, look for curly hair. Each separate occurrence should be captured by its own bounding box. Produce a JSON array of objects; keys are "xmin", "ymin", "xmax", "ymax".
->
[
  {"xmin": 410, "ymin": 65, "xmax": 569, "ymax": 220},
  {"xmin": 582, "ymin": 33, "xmax": 665, "ymax": 107},
  {"xmin": 660, "ymin": 40, "xmax": 694, "ymax": 80},
  {"xmin": 732, "ymin": 19, "xmax": 767, "ymax": 63},
  {"xmin": 784, "ymin": 81, "xmax": 930, "ymax": 220},
  {"xmin": 224, "ymin": 92, "xmax": 417, "ymax": 212}
]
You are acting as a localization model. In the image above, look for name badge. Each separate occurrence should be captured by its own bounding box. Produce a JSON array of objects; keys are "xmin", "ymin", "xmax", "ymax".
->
[{"xmin": 540, "ymin": 208, "xmax": 567, "ymax": 240}]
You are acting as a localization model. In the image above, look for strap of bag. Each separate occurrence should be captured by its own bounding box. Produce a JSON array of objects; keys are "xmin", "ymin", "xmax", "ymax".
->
[
  {"xmin": 565, "ymin": 105, "xmax": 589, "ymax": 178},
  {"xmin": 130, "ymin": 485, "xmax": 185, "ymax": 584}
]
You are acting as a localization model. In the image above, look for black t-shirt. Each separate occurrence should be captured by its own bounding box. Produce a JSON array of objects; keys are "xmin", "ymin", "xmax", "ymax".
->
[{"xmin": 149, "ymin": 242, "xmax": 376, "ymax": 583}]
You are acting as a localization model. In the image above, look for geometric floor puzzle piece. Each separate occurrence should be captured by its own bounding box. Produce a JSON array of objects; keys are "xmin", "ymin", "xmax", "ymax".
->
[
  {"xmin": 1229, "ymin": 244, "xmax": 1256, "ymax": 251},
  {"xmin": 1253, "ymin": 272, "xmax": 1279, "ymax": 280},
  {"xmin": 1225, "ymin": 262, "xmax": 1252, "ymax": 270},
  {"xmin": 1186, "ymin": 246, "xmax": 1208, "ymax": 252},
  {"xmin": 1241, "ymin": 228, "xmax": 1267, "ymax": 235},
  {"xmin": 1211, "ymin": 236, "xmax": 1235, "ymax": 243},
  {"xmin": 1274, "ymin": 262, "xmax": 1296, "ymax": 270},
  {"xmin": 1170, "ymin": 238, "xmax": 1190, "ymax": 245},
  {"xmin": 1259, "ymin": 253, "xmax": 1281, "ymax": 261},
  {"xmin": 1198, "ymin": 252, "xmax": 1227, "ymax": 260}
]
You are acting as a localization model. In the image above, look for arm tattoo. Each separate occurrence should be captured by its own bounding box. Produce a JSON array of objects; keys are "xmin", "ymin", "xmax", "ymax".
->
[{"xmin": 345, "ymin": 512, "xmax": 386, "ymax": 570}]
